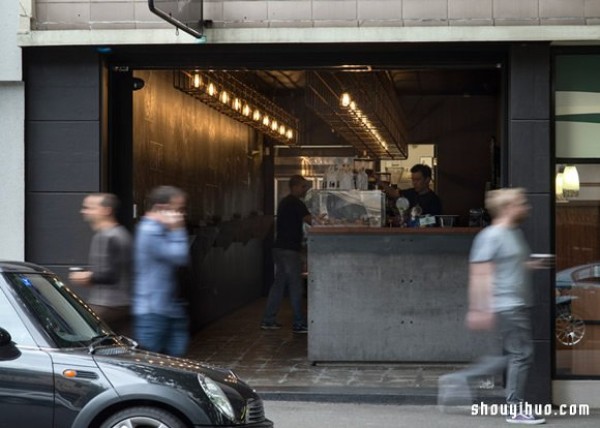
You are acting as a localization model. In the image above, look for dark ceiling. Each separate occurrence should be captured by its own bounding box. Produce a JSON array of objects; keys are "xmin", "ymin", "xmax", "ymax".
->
[
  {"xmin": 226, "ymin": 68, "xmax": 502, "ymax": 158},
  {"xmin": 237, "ymin": 68, "xmax": 501, "ymax": 97},
  {"xmin": 188, "ymin": 66, "xmax": 502, "ymax": 158},
  {"xmin": 110, "ymin": 42, "xmax": 505, "ymax": 158}
]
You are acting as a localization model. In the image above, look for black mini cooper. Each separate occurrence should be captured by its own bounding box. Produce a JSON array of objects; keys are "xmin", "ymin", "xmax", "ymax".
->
[{"xmin": 0, "ymin": 261, "xmax": 273, "ymax": 428}]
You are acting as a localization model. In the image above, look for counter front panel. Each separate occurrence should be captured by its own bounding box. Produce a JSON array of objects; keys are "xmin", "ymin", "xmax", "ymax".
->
[{"xmin": 307, "ymin": 229, "xmax": 500, "ymax": 362}]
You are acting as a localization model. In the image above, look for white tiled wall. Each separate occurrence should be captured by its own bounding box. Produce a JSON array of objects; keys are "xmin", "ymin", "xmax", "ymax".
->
[{"xmin": 30, "ymin": 0, "xmax": 600, "ymax": 30}]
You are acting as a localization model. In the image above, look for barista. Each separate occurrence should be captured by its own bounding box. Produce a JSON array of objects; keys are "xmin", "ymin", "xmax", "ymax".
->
[{"xmin": 378, "ymin": 163, "xmax": 442, "ymax": 216}]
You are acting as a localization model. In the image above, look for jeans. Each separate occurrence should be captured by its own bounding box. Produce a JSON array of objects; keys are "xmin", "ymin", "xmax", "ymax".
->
[
  {"xmin": 134, "ymin": 313, "xmax": 189, "ymax": 357},
  {"xmin": 262, "ymin": 248, "xmax": 307, "ymax": 328},
  {"xmin": 500, "ymin": 307, "xmax": 534, "ymax": 404},
  {"xmin": 437, "ymin": 307, "xmax": 533, "ymax": 406}
]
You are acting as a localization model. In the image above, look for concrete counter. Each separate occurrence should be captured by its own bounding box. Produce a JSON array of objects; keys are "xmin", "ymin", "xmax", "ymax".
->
[
  {"xmin": 306, "ymin": 227, "xmax": 499, "ymax": 363},
  {"xmin": 309, "ymin": 226, "xmax": 479, "ymax": 235}
]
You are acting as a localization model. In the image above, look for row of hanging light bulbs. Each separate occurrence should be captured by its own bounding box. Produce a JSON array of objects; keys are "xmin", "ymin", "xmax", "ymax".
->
[
  {"xmin": 339, "ymin": 92, "xmax": 388, "ymax": 152},
  {"xmin": 192, "ymin": 72, "xmax": 295, "ymax": 142}
]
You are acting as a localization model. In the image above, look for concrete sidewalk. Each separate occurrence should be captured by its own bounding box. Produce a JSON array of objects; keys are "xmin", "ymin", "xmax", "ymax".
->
[{"xmin": 264, "ymin": 402, "xmax": 600, "ymax": 428}]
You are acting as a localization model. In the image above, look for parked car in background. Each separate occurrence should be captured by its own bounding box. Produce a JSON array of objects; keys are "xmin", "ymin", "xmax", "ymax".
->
[
  {"xmin": 0, "ymin": 261, "xmax": 273, "ymax": 428},
  {"xmin": 555, "ymin": 262, "xmax": 600, "ymax": 347}
]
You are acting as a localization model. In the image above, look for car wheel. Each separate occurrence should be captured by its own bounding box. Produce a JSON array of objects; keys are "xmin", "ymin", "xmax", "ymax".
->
[
  {"xmin": 555, "ymin": 312, "xmax": 586, "ymax": 346},
  {"xmin": 100, "ymin": 406, "xmax": 187, "ymax": 428}
]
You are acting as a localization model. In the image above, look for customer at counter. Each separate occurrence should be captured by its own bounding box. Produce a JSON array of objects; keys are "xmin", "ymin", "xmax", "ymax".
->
[
  {"xmin": 261, "ymin": 175, "xmax": 312, "ymax": 334},
  {"xmin": 377, "ymin": 163, "xmax": 442, "ymax": 216}
]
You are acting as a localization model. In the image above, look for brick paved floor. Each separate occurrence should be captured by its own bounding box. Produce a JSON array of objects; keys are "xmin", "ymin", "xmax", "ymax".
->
[{"xmin": 185, "ymin": 297, "xmax": 503, "ymax": 403}]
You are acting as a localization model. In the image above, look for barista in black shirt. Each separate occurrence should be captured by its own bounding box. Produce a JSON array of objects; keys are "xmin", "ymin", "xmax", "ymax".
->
[
  {"xmin": 274, "ymin": 181, "xmax": 311, "ymax": 251},
  {"xmin": 381, "ymin": 163, "xmax": 442, "ymax": 216},
  {"xmin": 262, "ymin": 175, "xmax": 313, "ymax": 333}
]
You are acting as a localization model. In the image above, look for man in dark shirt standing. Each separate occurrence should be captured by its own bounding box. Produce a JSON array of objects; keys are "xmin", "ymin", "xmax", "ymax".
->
[{"xmin": 261, "ymin": 175, "xmax": 312, "ymax": 334}]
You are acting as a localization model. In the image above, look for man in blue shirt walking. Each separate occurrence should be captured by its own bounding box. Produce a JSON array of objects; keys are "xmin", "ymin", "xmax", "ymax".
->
[{"xmin": 133, "ymin": 185, "xmax": 190, "ymax": 357}]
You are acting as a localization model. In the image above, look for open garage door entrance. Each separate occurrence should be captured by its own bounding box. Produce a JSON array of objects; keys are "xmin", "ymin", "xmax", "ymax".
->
[{"xmin": 104, "ymin": 43, "xmax": 506, "ymax": 332}]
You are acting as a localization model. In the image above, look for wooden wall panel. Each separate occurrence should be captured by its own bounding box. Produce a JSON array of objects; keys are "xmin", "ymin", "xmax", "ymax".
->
[
  {"xmin": 131, "ymin": 70, "xmax": 269, "ymax": 330},
  {"xmin": 555, "ymin": 203, "xmax": 600, "ymax": 375},
  {"xmin": 556, "ymin": 203, "xmax": 600, "ymax": 271},
  {"xmin": 132, "ymin": 70, "xmax": 265, "ymax": 225}
]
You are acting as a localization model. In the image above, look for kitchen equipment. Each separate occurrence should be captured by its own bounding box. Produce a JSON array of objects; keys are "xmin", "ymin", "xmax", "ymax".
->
[
  {"xmin": 395, "ymin": 197, "xmax": 410, "ymax": 211},
  {"xmin": 436, "ymin": 215, "xmax": 460, "ymax": 228}
]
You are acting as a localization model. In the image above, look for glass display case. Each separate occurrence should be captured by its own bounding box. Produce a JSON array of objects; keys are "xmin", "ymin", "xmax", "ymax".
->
[{"xmin": 305, "ymin": 189, "xmax": 385, "ymax": 227}]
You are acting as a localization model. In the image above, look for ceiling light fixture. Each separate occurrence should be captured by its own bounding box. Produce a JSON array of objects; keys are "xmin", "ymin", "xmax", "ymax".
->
[
  {"xmin": 339, "ymin": 93, "xmax": 389, "ymax": 152},
  {"xmin": 174, "ymin": 70, "xmax": 299, "ymax": 145},
  {"xmin": 305, "ymin": 71, "xmax": 408, "ymax": 159}
]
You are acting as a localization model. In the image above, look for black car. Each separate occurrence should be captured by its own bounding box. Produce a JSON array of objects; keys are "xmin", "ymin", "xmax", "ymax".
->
[{"xmin": 0, "ymin": 261, "xmax": 273, "ymax": 428}]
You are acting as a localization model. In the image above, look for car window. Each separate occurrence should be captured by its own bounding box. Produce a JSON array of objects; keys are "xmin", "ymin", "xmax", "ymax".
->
[
  {"xmin": 0, "ymin": 288, "xmax": 36, "ymax": 346},
  {"xmin": 4, "ymin": 273, "xmax": 109, "ymax": 348}
]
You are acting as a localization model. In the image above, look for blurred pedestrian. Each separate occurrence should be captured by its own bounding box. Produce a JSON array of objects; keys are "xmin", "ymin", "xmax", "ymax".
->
[
  {"xmin": 133, "ymin": 185, "xmax": 190, "ymax": 357},
  {"xmin": 261, "ymin": 175, "xmax": 313, "ymax": 334},
  {"xmin": 69, "ymin": 193, "xmax": 132, "ymax": 336},
  {"xmin": 438, "ymin": 188, "xmax": 549, "ymax": 424}
]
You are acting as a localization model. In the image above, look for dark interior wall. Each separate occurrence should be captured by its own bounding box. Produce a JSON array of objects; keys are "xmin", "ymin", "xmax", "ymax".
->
[
  {"xmin": 401, "ymin": 95, "xmax": 498, "ymax": 224},
  {"xmin": 132, "ymin": 70, "xmax": 265, "ymax": 223},
  {"xmin": 131, "ymin": 70, "xmax": 269, "ymax": 330}
]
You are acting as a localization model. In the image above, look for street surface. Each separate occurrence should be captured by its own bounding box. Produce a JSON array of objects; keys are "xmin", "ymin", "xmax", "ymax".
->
[{"xmin": 264, "ymin": 401, "xmax": 600, "ymax": 428}]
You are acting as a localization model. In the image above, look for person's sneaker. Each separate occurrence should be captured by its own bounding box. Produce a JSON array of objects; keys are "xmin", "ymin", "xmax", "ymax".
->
[
  {"xmin": 506, "ymin": 412, "xmax": 546, "ymax": 425},
  {"xmin": 292, "ymin": 324, "xmax": 308, "ymax": 334},
  {"xmin": 437, "ymin": 373, "xmax": 473, "ymax": 408},
  {"xmin": 260, "ymin": 322, "xmax": 282, "ymax": 330}
]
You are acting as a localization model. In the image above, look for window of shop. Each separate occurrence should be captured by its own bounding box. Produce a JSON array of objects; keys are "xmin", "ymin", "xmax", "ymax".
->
[{"xmin": 554, "ymin": 54, "xmax": 600, "ymax": 377}]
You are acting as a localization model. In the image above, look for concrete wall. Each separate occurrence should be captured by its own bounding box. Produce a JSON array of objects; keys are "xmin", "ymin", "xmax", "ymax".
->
[
  {"xmin": 308, "ymin": 230, "xmax": 500, "ymax": 362},
  {"xmin": 0, "ymin": 0, "xmax": 24, "ymax": 260},
  {"xmin": 0, "ymin": 84, "xmax": 25, "ymax": 261},
  {"xmin": 30, "ymin": 0, "xmax": 600, "ymax": 30}
]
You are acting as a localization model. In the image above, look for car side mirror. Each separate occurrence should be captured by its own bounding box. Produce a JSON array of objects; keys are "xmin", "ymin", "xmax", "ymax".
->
[{"xmin": 0, "ymin": 327, "xmax": 12, "ymax": 346}]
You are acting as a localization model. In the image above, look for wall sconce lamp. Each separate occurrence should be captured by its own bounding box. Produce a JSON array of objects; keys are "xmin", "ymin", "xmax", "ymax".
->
[
  {"xmin": 562, "ymin": 165, "xmax": 580, "ymax": 198},
  {"xmin": 173, "ymin": 70, "xmax": 299, "ymax": 145},
  {"xmin": 555, "ymin": 167, "xmax": 565, "ymax": 201},
  {"xmin": 556, "ymin": 164, "xmax": 580, "ymax": 200}
]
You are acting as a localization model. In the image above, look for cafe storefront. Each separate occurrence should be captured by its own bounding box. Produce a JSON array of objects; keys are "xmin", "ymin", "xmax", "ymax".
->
[{"xmin": 22, "ymin": 40, "xmax": 571, "ymax": 404}]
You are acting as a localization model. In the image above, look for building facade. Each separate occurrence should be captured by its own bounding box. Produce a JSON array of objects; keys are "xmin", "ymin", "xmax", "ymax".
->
[{"xmin": 4, "ymin": 0, "xmax": 600, "ymax": 406}]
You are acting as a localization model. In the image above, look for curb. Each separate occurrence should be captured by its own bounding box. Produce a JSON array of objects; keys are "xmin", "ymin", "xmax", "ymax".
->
[{"xmin": 256, "ymin": 386, "xmax": 505, "ymax": 405}]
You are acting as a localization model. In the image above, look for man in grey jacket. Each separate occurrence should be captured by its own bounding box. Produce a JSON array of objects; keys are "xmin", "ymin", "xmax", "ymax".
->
[{"xmin": 69, "ymin": 193, "xmax": 132, "ymax": 336}]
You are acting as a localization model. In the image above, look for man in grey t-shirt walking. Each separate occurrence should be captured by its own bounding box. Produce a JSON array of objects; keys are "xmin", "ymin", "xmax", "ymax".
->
[{"xmin": 438, "ymin": 188, "xmax": 549, "ymax": 425}]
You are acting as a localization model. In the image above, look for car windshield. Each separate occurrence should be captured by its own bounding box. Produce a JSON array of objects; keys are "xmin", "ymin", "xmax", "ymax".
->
[{"xmin": 4, "ymin": 272, "xmax": 111, "ymax": 348}]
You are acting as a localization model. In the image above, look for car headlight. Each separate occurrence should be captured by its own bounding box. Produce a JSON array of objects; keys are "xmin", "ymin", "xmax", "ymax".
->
[{"xmin": 197, "ymin": 374, "xmax": 235, "ymax": 421}]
